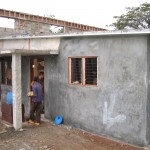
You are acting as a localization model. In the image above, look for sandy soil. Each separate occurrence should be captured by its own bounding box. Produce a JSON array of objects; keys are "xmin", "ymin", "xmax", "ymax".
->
[{"xmin": 0, "ymin": 118, "xmax": 146, "ymax": 150}]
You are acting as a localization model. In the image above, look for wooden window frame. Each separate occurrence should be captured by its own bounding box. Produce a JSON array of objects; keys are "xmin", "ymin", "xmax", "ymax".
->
[{"xmin": 68, "ymin": 56, "xmax": 98, "ymax": 86}]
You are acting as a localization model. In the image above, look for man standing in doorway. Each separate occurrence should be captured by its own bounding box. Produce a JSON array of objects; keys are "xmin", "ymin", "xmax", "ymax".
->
[{"xmin": 28, "ymin": 76, "xmax": 43, "ymax": 125}]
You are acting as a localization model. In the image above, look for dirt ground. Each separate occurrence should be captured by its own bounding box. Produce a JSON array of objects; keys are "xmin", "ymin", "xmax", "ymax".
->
[{"xmin": 0, "ymin": 117, "xmax": 146, "ymax": 150}]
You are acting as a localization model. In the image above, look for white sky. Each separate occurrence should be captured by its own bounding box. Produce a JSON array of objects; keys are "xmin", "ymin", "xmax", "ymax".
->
[{"xmin": 0, "ymin": 0, "xmax": 149, "ymax": 30}]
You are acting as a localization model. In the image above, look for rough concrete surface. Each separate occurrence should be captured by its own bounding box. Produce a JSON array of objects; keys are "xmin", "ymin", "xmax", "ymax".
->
[
  {"xmin": 0, "ymin": 117, "xmax": 145, "ymax": 150},
  {"xmin": 45, "ymin": 35, "xmax": 148, "ymax": 146}
]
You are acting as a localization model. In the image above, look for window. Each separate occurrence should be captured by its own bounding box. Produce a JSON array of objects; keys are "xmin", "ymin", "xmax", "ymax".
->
[
  {"xmin": 69, "ymin": 57, "xmax": 97, "ymax": 86},
  {"xmin": 0, "ymin": 57, "xmax": 12, "ymax": 85}
]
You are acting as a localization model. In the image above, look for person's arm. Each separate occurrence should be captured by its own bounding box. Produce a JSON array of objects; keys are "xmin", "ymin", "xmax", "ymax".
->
[{"xmin": 30, "ymin": 81, "xmax": 34, "ymax": 87}]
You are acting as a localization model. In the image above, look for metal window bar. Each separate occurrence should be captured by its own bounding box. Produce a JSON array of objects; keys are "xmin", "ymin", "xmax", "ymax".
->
[
  {"xmin": 71, "ymin": 58, "xmax": 82, "ymax": 84},
  {"xmin": 85, "ymin": 58, "xmax": 97, "ymax": 85}
]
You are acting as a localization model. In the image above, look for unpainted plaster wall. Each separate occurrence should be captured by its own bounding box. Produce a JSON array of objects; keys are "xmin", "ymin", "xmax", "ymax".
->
[
  {"xmin": 146, "ymin": 35, "xmax": 150, "ymax": 145},
  {"xmin": 44, "ymin": 35, "xmax": 148, "ymax": 146},
  {"xmin": 21, "ymin": 57, "xmax": 30, "ymax": 117}
]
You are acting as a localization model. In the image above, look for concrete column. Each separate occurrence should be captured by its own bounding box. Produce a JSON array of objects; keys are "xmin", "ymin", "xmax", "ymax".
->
[{"xmin": 12, "ymin": 53, "xmax": 22, "ymax": 130}]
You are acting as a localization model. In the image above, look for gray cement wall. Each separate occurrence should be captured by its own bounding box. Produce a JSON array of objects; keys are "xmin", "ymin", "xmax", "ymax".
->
[
  {"xmin": 146, "ymin": 35, "xmax": 150, "ymax": 145},
  {"xmin": 21, "ymin": 56, "xmax": 30, "ymax": 117},
  {"xmin": 44, "ymin": 35, "xmax": 148, "ymax": 146}
]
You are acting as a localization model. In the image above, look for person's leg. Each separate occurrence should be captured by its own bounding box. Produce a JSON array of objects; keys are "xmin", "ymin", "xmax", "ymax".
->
[
  {"xmin": 35, "ymin": 102, "xmax": 42, "ymax": 124},
  {"xmin": 29, "ymin": 101, "xmax": 36, "ymax": 122},
  {"xmin": 41, "ymin": 100, "xmax": 44, "ymax": 114}
]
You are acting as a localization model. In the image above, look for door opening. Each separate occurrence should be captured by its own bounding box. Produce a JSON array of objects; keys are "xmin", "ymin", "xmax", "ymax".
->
[{"xmin": 30, "ymin": 57, "xmax": 44, "ymax": 113}]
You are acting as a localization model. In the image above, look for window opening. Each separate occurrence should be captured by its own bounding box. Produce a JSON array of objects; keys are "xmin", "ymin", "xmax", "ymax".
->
[
  {"xmin": 85, "ymin": 58, "xmax": 97, "ymax": 85},
  {"xmin": 71, "ymin": 58, "xmax": 82, "ymax": 84},
  {"xmin": 69, "ymin": 57, "xmax": 97, "ymax": 86}
]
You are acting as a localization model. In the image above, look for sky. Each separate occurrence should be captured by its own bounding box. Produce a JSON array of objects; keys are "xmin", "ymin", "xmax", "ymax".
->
[{"xmin": 0, "ymin": 0, "xmax": 149, "ymax": 30}]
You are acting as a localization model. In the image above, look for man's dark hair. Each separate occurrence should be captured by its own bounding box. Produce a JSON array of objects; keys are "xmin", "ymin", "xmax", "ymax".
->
[
  {"xmin": 33, "ymin": 76, "xmax": 39, "ymax": 82},
  {"xmin": 39, "ymin": 71, "xmax": 44, "ymax": 75}
]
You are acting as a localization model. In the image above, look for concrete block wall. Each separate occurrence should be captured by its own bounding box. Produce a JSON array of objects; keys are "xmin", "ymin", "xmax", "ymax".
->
[
  {"xmin": 14, "ymin": 20, "xmax": 84, "ymax": 35},
  {"xmin": 64, "ymin": 26, "xmax": 83, "ymax": 33},
  {"xmin": 15, "ymin": 19, "xmax": 51, "ymax": 36},
  {"xmin": 0, "ymin": 20, "xmax": 89, "ymax": 38},
  {"xmin": 0, "ymin": 28, "xmax": 20, "ymax": 37}
]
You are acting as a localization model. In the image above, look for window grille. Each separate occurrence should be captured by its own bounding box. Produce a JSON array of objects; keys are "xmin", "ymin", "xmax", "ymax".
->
[
  {"xmin": 69, "ymin": 57, "xmax": 97, "ymax": 86},
  {"xmin": 85, "ymin": 58, "xmax": 97, "ymax": 85},
  {"xmin": 71, "ymin": 58, "xmax": 82, "ymax": 84}
]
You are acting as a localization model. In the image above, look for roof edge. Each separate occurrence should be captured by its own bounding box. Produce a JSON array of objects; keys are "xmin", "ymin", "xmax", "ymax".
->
[{"xmin": 0, "ymin": 29, "xmax": 150, "ymax": 40}]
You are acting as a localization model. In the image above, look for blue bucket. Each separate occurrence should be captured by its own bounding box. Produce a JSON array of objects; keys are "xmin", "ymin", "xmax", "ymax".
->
[
  {"xmin": 54, "ymin": 116, "xmax": 63, "ymax": 125},
  {"xmin": 7, "ymin": 92, "xmax": 13, "ymax": 104}
]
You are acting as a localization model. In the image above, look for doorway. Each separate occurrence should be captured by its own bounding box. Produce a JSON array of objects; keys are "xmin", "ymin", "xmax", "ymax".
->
[{"xmin": 30, "ymin": 57, "xmax": 44, "ymax": 112}]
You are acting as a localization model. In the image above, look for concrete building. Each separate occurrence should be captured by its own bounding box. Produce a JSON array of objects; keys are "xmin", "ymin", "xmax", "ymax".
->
[{"xmin": 0, "ymin": 29, "xmax": 150, "ymax": 147}]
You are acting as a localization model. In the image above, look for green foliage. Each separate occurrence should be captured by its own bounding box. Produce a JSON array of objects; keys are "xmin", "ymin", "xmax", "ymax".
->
[{"xmin": 110, "ymin": 2, "xmax": 150, "ymax": 30}]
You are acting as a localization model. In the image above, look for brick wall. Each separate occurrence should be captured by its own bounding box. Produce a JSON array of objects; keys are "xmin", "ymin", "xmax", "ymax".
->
[{"xmin": 0, "ymin": 19, "xmax": 89, "ymax": 37}]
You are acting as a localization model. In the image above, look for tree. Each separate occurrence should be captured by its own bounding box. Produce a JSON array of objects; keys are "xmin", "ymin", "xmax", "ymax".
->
[{"xmin": 109, "ymin": 2, "xmax": 150, "ymax": 30}]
